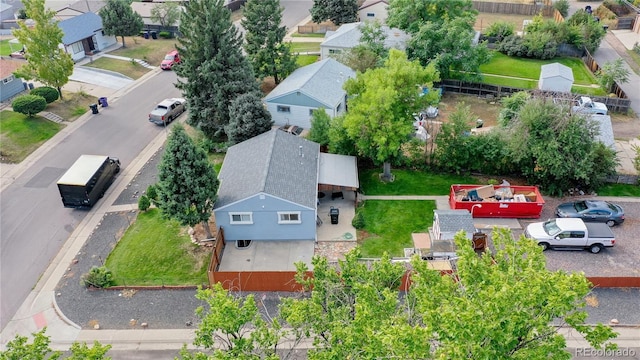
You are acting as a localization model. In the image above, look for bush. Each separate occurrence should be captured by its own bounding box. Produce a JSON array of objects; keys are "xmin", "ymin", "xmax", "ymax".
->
[
  {"xmin": 146, "ymin": 184, "xmax": 158, "ymax": 203},
  {"xmin": 553, "ymin": 0, "xmax": 570, "ymax": 18},
  {"xmin": 80, "ymin": 266, "xmax": 114, "ymax": 288},
  {"xmin": 138, "ymin": 195, "xmax": 151, "ymax": 211},
  {"xmin": 12, "ymin": 95, "xmax": 47, "ymax": 117},
  {"xmin": 158, "ymin": 31, "xmax": 171, "ymax": 39},
  {"xmin": 352, "ymin": 210, "xmax": 365, "ymax": 229},
  {"xmin": 485, "ymin": 21, "xmax": 515, "ymax": 42},
  {"xmin": 30, "ymin": 86, "xmax": 59, "ymax": 103}
]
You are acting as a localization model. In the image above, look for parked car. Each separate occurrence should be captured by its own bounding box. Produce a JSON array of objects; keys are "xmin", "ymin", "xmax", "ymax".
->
[
  {"xmin": 161, "ymin": 50, "xmax": 180, "ymax": 70},
  {"xmin": 279, "ymin": 125, "xmax": 303, "ymax": 136},
  {"xmin": 555, "ymin": 200, "xmax": 624, "ymax": 227},
  {"xmin": 524, "ymin": 218, "xmax": 616, "ymax": 254},
  {"xmin": 149, "ymin": 98, "xmax": 186, "ymax": 125},
  {"xmin": 572, "ymin": 96, "xmax": 608, "ymax": 115}
]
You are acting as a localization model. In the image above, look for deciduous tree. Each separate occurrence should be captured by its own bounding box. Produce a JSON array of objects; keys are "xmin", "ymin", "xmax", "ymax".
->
[
  {"xmin": 150, "ymin": 2, "xmax": 181, "ymax": 31},
  {"xmin": 225, "ymin": 91, "xmax": 273, "ymax": 145},
  {"xmin": 596, "ymin": 58, "xmax": 630, "ymax": 93},
  {"xmin": 175, "ymin": 0, "xmax": 258, "ymax": 140},
  {"xmin": 0, "ymin": 328, "xmax": 111, "ymax": 359},
  {"xmin": 335, "ymin": 21, "xmax": 388, "ymax": 71},
  {"xmin": 156, "ymin": 124, "xmax": 219, "ymax": 238},
  {"xmin": 308, "ymin": 108, "xmax": 331, "ymax": 147},
  {"xmin": 99, "ymin": 0, "xmax": 143, "ymax": 48},
  {"xmin": 387, "ymin": 0, "xmax": 476, "ymax": 33},
  {"xmin": 343, "ymin": 49, "xmax": 439, "ymax": 181},
  {"xmin": 12, "ymin": 0, "xmax": 74, "ymax": 99},
  {"xmin": 242, "ymin": 0, "xmax": 297, "ymax": 85},
  {"xmin": 310, "ymin": 0, "xmax": 358, "ymax": 26}
]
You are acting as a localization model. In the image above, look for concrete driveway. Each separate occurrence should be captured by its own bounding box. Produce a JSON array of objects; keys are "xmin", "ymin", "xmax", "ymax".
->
[{"xmin": 70, "ymin": 66, "xmax": 134, "ymax": 90}]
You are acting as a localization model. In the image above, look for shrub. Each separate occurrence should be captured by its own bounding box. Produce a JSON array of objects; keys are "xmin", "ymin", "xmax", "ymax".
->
[
  {"xmin": 146, "ymin": 184, "xmax": 158, "ymax": 204},
  {"xmin": 553, "ymin": 0, "xmax": 570, "ymax": 18},
  {"xmin": 497, "ymin": 35, "xmax": 526, "ymax": 57},
  {"xmin": 30, "ymin": 86, "xmax": 59, "ymax": 103},
  {"xmin": 485, "ymin": 21, "xmax": 515, "ymax": 42},
  {"xmin": 138, "ymin": 194, "xmax": 151, "ymax": 211},
  {"xmin": 12, "ymin": 95, "xmax": 47, "ymax": 117},
  {"xmin": 352, "ymin": 210, "xmax": 365, "ymax": 229},
  {"xmin": 80, "ymin": 266, "xmax": 114, "ymax": 288},
  {"xmin": 158, "ymin": 31, "xmax": 171, "ymax": 39}
]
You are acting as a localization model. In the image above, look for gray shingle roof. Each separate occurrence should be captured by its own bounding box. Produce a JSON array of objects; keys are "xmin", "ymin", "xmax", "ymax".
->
[
  {"xmin": 264, "ymin": 58, "xmax": 355, "ymax": 108},
  {"xmin": 540, "ymin": 63, "xmax": 574, "ymax": 81},
  {"xmin": 58, "ymin": 12, "xmax": 104, "ymax": 45},
  {"xmin": 215, "ymin": 129, "xmax": 320, "ymax": 210},
  {"xmin": 434, "ymin": 210, "xmax": 476, "ymax": 233},
  {"xmin": 321, "ymin": 22, "xmax": 410, "ymax": 51}
]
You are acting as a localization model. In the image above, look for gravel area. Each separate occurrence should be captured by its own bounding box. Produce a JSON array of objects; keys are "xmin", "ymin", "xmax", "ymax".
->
[
  {"xmin": 517, "ymin": 197, "xmax": 640, "ymax": 278},
  {"xmin": 113, "ymin": 146, "xmax": 164, "ymax": 206}
]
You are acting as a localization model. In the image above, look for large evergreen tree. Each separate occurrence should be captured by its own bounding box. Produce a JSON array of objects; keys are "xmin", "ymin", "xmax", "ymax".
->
[
  {"xmin": 175, "ymin": 0, "xmax": 259, "ymax": 140},
  {"xmin": 343, "ymin": 49, "xmax": 439, "ymax": 181},
  {"xmin": 12, "ymin": 0, "xmax": 74, "ymax": 99},
  {"xmin": 310, "ymin": 0, "xmax": 358, "ymax": 26},
  {"xmin": 242, "ymin": 0, "xmax": 296, "ymax": 85},
  {"xmin": 225, "ymin": 92, "xmax": 273, "ymax": 145},
  {"xmin": 156, "ymin": 125, "xmax": 219, "ymax": 238},
  {"xmin": 99, "ymin": 0, "xmax": 143, "ymax": 48}
]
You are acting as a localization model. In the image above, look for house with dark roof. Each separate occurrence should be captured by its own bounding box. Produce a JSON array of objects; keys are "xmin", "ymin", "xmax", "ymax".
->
[
  {"xmin": 58, "ymin": 12, "xmax": 116, "ymax": 61},
  {"xmin": 358, "ymin": 0, "xmax": 389, "ymax": 23},
  {"xmin": 0, "ymin": 58, "xmax": 25, "ymax": 102},
  {"xmin": 263, "ymin": 58, "xmax": 355, "ymax": 129},
  {"xmin": 320, "ymin": 22, "xmax": 410, "ymax": 60},
  {"xmin": 213, "ymin": 129, "xmax": 359, "ymax": 244}
]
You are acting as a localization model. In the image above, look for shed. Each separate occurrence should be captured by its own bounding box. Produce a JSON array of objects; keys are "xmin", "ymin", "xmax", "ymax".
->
[
  {"xmin": 431, "ymin": 209, "xmax": 476, "ymax": 241},
  {"xmin": 539, "ymin": 63, "xmax": 574, "ymax": 93}
]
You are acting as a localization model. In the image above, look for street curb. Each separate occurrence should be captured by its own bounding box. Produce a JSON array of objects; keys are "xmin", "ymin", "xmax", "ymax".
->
[{"xmin": 51, "ymin": 292, "xmax": 82, "ymax": 330}]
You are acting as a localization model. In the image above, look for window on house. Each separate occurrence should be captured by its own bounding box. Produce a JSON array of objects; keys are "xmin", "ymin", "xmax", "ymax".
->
[
  {"xmin": 329, "ymin": 49, "xmax": 342, "ymax": 55},
  {"xmin": 367, "ymin": 13, "xmax": 375, "ymax": 17},
  {"xmin": 230, "ymin": 212, "xmax": 253, "ymax": 224},
  {"xmin": 237, "ymin": 240, "xmax": 252, "ymax": 248},
  {"xmin": 309, "ymin": 108, "xmax": 316, "ymax": 116},
  {"xmin": 336, "ymin": 103, "xmax": 342, "ymax": 112},
  {"xmin": 71, "ymin": 42, "xmax": 83, "ymax": 54},
  {"xmin": 277, "ymin": 105, "xmax": 291, "ymax": 113},
  {"xmin": 278, "ymin": 212, "xmax": 301, "ymax": 224},
  {"xmin": 2, "ymin": 75, "xmax": 14, "ymax": 84}
]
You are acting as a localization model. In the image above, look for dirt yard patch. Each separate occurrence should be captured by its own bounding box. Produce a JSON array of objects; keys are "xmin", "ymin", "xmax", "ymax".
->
[
  {"xmin": 437, "ymin": 92, "xmax": 502, "ymax": 128},
  {"xmin": 474, "ymin": 12, "xmax": 549, "ymax": 32}
]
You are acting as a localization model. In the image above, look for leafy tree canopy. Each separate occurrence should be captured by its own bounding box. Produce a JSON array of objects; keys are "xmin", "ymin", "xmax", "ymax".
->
[
  {"xmin": 387, "ymin": 0, "xmax": 476, "ymax": 33},
  {"xmin": 175, "ymin": 0, "xmax": 258, "ymax": 140},
  {"xmin": 310, "ymin": 0, "xmax": 358, "ymax": 26},
  {"xmin": 225, "ymin": 91, "xmax": 273, "ymax": 145},
  {"xmin": 0, "ymin": 328, "xmax": 111, "ymax": 360},
  {"xmin": 150, "ymin": 2, "xmax": 181, "ymax": 30},
  {"xmin": 99, "ymin": 0, "xmax": 144, "ymax": 48},
  {"xmin": 308, "ymin": 108, "xmax": 331, "ymax": 147},
  {"xmin": 12, "ymin": 0, "xmax": 74, "ymax": 99},
  {"xmin": 343, "ymin": 49, "xmax": 439, "ymax": 180},
  {"xmin": 242, "ymin": 0, "xmax": 297, "ymax": 85},
  {"xmin": 157, "ymin": 124, "xmax": 219, "ymax": 238}
]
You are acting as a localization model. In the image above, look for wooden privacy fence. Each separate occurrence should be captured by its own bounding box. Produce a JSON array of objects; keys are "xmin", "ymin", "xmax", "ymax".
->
[
  {"xmin": 297, "ymin": 24, "xmax": 338, "ymax": 34},
  {"xmin": 472, "ymin": 0, "xmax": 553, "ymax": 16},
  {"xmin": 206, "ymin": 227, "xmax": 226, "ymax": 286}
]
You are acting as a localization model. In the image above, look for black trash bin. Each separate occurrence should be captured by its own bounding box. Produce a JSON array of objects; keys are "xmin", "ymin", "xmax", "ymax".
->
[
  {"xmin": 99, "ymin": 97, "xmax": 108, "ymax": 107},
  {"xmin": 151, "ymin": 31, "xmax": 157, "ymax": 40},
  {"xmin": 89, "ymin": 104, "xmax": 99, "ymax": 114},
  {"xmin": 329, "ymin": 207, "xmax": 339, "ymax": 225},
  {"xmin": 144, "ymin": 32, "xmax": 149, "ymax": 39}
]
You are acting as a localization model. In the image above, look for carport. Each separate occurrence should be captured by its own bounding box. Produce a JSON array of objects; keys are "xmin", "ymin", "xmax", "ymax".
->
[
  {"xmin": 317, "ymin": 152, "xmax": 359, "ymax": 196},
  {"xmin": 317, "ymin": 153, "xmax": 359, "ymax": 241}
]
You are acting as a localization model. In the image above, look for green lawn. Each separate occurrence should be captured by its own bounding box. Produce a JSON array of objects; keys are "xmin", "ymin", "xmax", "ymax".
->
[
  {"xmin": 290, "ymin": 42, "xmax": 321, "ymax": 53},
  {"xmin": 105, "ymin": 209, "xmax": 210, "ymax": 286},
  {"xmin": 596, "ymin": 183, "xmax": 640, "ymax": 197},
  {"xmin": 297, "ymin": 54, "xmax": 319, "ymax": 67},
  {"xmin": 83, "ymin": 57, "xmax": 150, "ymax": 80},
  {"xmin": 359, "ymin": 169, "xmax": 479, "ymax": 195},
  {"xmin": 291, "ymin": 33, "xmax": 326, "ymax": 38},
  {"xmin": 0, "ymin": 111, "xmax": 63, "ymax": 163},
  {"xmin": 358, "ymin": 200, "xmax": 436, "ymax": 257},
  {"xmin": 481, "ymin": 52, "xmax": 598, "ymax": 86},
  {"xmin": 0, "ymin": 39, "xmax": 22, "ymax": 56},
  {"xmin": 481, "ymin": 74, "xmax": 537, "ymax": 89}
]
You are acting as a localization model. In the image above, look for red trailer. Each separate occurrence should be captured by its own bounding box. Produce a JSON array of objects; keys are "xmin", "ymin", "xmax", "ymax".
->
[{"xmin": 449, "ymin": 184, "xmax": 545, "ymax": 218}]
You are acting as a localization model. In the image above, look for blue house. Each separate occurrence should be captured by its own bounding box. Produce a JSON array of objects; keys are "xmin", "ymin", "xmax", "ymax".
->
[
  {"xmin": 0, "ymin": 58, "xmax": 25, "ymax": 102},
  {"xmin": 58, "ymin": 12, "xmax": 117, "ymax": 61},
  {"xmin": 264, "ymin": 58, "xmax": 355, "ymax": 129},
  {"xmin": 214, "ymin": 129, "xmax": 359, "ymax": 244}
]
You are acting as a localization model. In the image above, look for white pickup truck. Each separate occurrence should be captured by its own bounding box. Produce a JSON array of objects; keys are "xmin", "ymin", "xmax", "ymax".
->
[
  {"xmin": 524, "ymin": 218, "xmax": 615, "ymax": 254},
  {"xmin": 572, "ymin": 96, "xmax": 608, "ymax": 115}
]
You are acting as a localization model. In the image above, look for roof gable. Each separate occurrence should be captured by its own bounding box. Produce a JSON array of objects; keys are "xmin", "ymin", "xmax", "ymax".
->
[
  {"xmin": 215, "ymin": 129, "xmax": 320, "ymax": 209},
  {"xmin": 540, "ymin": 63, "xmax": 574, "ymax": 81},
  {"xmin": 58, "ymin": 12, "xmax": 104, "ymax": 45},
  {"xmin": 359, "ymin": 0, "xmax": 388, "ymax": 10},
  {"xmin": 264, "ymin": 58, "xmax": 355, "ymax": 108},
  {"xmin": 321, "ymin": 22, "xmax": 410, "ymax": 51}
]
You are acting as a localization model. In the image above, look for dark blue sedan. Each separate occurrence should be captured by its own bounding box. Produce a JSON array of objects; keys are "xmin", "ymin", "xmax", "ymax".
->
[{"xmin": 555, "ymin": 200, "xmax": 624, "ymax": 227}]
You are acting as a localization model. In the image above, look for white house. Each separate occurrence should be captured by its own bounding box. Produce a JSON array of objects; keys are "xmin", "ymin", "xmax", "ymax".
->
[
  {"xmin": 320, "ymin": 22, "xmax": 410, "ymax": 60},
  {"xmin": 358, "ymin": 0, "xmax": 389, "ymax": 23},
  {"xmin": 58, "ymin": 12, "xmax": 116, "ymax": 61},
  {"xmin": 264, "ymin": 58, "xmax": 355, "ymax": 129},
  {"xmin": 539, "ymin": 63, "xmax": 574, "ymax": 93}
]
